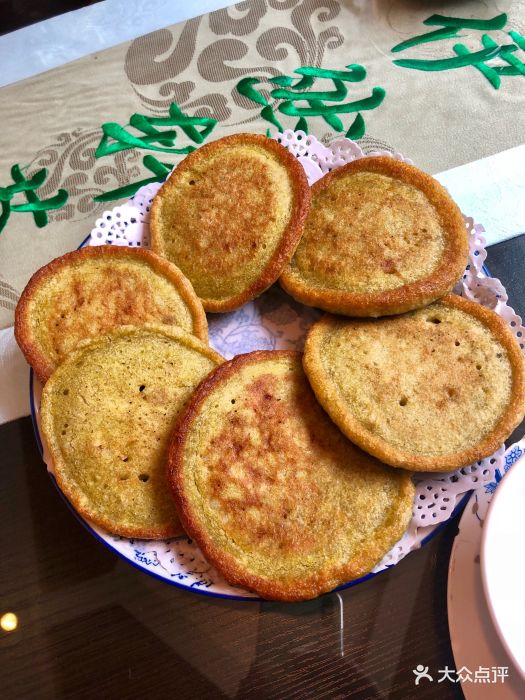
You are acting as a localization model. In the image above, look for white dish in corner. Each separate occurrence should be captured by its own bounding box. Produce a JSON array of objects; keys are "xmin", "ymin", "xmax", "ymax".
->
[{"xmin": 481, "ymin": 455, "xmax": 525, "ymax": 681}]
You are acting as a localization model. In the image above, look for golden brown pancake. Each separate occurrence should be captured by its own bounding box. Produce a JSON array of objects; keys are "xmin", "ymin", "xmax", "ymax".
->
[
  {"xmin": 150, "ymin": 133, "xmax": 310, "ymax": 312},
  {"xmin": 167, "ymin": 350, "xmax": 414, "ymax": 601},
  {"xmin": 281, "ymin": 157, "xmax": 469, "ymax": 317},
  {"xmin": 304, "ymin": 295, "xmax": 525, "ymax": 471},
  {"xmin": 15, "ymin": 246, "xmax": 208, "ymax": 383},
  {"xmin": 40, "ymin": 325, "xmax": 223, "ymax": 539}
]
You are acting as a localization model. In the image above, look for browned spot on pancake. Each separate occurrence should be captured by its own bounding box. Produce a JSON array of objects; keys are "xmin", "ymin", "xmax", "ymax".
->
[
  {"xmin": 202, "ymin": 372, "xmax": 345, "ymax": 554},
  {"xmin": 73, "ymin": 278, "xmax": 86, "ymax": 308},
  {"xmin": 161, "ymin": 153, "xmax": 274, "ymax": 278},
  {"xmin": 46, "ymin": 268, "xmax": 181, "ymax": 360},
  {"xmin": 295, "ymin": 171, "xmax": 445, "ymax": 293},
  {"xmin": 382, "ymin": 258, "xmax": 397, "ymax": 274}
]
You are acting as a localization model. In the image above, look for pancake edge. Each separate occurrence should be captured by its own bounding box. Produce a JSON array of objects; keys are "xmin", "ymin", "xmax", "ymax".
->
[
  {"xmin": 40, "ymin": 324, "xmax": 223, "ymax": 540},
  {"xmin": 303, "ymin": 295, "xmax": 525, "ymax": 472},
  {"xmin": 167, "ymin": 349, "xmax": 415, "ymax": 601},
  {"xmin": 280, "ymin": 156, "xmax": 469, "ymax": 317},
  {"xmin": 15, "ymin": 245, "xmax": 208, "ymax": 384},
  {"xmin": 150, "ymin": 133, "xmax": 311, "ymax": 313}
]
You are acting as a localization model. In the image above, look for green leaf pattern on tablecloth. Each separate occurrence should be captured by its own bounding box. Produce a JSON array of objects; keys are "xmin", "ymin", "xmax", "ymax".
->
[
  {"xmin": 1, "ymin": 2, "xmax": 523, "ymax": 240},
  {"xmin": 0, "ymin": 165, "xmax": 68, "ymax": 234},
  {"xmin": 391, "ymin": 13, "xmax": 525, "ymax": 89},
  {"xmin": 3, "ymin": 1, "xmax": 348, "ymax": 229}
]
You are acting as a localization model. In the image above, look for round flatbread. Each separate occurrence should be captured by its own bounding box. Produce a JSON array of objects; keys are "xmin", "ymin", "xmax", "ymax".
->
[
  {"xmin": 167, "ymin": 350, "xmax": 414, "ymax": 601},
  {"xmin": 304, "ymin": 295, "xmax": 525, "ymax": 471},
  {"xmin": 15, "ymin": 246, "xmax": 207, "ymax": 383},
  {"xmin": 281, "ymin": 156, "xmax": 469, "ymax": 317},
  {"xmin": 150, "ymin": 133, "xmax": 310, "ymax": 312},
  {"xmin": 40, "ymin": 325, "xmax": 223, "ymax": 539}
]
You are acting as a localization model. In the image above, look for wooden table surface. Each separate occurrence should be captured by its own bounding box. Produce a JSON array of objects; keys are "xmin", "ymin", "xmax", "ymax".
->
[
  {"xmin": 2, "ymin": 415, "xmax": 462, "ymax": 700},
  {"xmin": 3, "ymin": 234, "xmax": 524, "ymax": 699}
]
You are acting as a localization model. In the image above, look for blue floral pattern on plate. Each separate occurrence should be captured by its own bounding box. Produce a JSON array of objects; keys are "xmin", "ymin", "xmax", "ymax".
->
[{"xmin": 484, "ymin": 444, "xmax": 524, "ymax": 495}]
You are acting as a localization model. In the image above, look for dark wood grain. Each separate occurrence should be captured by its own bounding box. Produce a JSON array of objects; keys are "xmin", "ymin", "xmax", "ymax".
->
[
  {"xmin": 1, "ymin": 416, "xmax": 464, "ymax": 700},
  {"xmin": 0, "ymin": 0, "xmax": 102, "ymax": 36}
]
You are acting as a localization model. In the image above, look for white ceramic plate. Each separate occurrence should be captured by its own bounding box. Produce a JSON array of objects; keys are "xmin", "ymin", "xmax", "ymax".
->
[
  {"xmin": 448, "ymin": 442, "xmax": 525, "ymax": 698},
  {"xmin": 482, "ymin": 454, "xmax": 525, "ymax": 680}
]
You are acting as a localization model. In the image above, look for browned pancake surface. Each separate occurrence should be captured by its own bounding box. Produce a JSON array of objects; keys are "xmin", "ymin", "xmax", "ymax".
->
[
  {"xmin": 40, "ymin": 325, "xmax": 223, "ymax": 539},
  {"xmin": 281, "ymin": 157, "xmax": 468, "ymax": 316},
  {"xmin": 15, "ymin": 246, "xmax": 207, "ymax": 383},
  {"xmin": 150, "ymin": 134, "xmax": 310, "ymax": 312},
  {"xmin": 304, "ymin": 295, "xmax": 525, "ymax": 471},
  {"xmin": 168, "ymin": 351, "xmax": 414, "ymax": 601}
]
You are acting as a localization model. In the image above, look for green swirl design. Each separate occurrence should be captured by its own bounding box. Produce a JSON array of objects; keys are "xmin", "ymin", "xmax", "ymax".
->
[
  {"xmin": 236, "ymin": 64, "xmax": 385, "ymax": 137},
  {"xmin": 0, "ymin": 164, "xmax": 69, "ymax": 233}
]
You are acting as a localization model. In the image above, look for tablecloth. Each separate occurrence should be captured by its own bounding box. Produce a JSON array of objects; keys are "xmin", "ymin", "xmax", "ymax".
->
[{"xmin": 1, "ymin": 0, "xmax": 524, "ymax": 330}]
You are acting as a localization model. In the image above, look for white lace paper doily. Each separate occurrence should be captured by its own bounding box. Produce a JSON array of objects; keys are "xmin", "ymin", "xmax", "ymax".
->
[{"xmin": 34, "ymin": 131, "xmax": 525, "ymax": 599}]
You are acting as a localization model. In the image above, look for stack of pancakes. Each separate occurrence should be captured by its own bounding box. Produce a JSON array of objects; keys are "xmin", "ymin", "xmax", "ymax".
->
[{"xmin": 16, "ymin": 134, "xmax": 525, "ymax": 601}]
